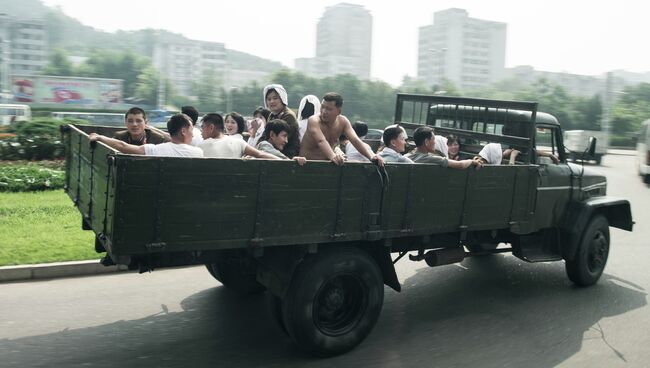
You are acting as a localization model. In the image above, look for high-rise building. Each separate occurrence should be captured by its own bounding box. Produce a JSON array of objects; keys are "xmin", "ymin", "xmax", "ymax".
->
[
  {"xmin": 0, "ymin": 15, "xmax": 48, "ymax": 81},
  {"xmin": 418, "ymin": 8, "xmax": 505, "ymax": 90},
  {"xmin": 153, "ymin": 38, "xmax": 227, "ymax": 98},
  {"xmin": 296, "ymin": 3, "xmax": 372, "ymax": 80}
]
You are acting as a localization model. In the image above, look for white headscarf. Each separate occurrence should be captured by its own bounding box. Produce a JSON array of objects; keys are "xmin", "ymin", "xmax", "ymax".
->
[
  {"xmin": 434, "ymin": 135, "xmax": 448, "ymax": 157},
  {"xmin": 263, "ymin": 84, "xmax": 288, "ymax": 108},
  {"xmin": 478, "ymin": 143, "xmax": 503, "ymax": 164},
  {"xmin": 297, "ymin": 95, "xmax": 321, "ymax": 141}
]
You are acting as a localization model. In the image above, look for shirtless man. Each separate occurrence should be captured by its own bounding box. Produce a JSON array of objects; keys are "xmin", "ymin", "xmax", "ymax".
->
[{"xmin": 299, "ymin": 92, "xmax": 384, "ymax": 166}]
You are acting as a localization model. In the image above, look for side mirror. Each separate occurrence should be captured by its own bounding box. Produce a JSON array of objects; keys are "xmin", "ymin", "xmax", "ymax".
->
[{"xmin": 587, "ymin": 136, "xmax": 597, "ymax": 158}]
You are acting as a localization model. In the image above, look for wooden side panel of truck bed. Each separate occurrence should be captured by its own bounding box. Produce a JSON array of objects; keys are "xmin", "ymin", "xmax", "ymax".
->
[{"xmin": 64, "ymin": 124, "xmax": 539, "ymax": 257}]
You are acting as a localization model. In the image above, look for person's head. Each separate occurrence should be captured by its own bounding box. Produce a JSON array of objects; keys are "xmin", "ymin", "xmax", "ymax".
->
[
  {"xmin": 447, "ymin": 134, "xmax": 460, "ymax": 157},
  {"xmin": 413, "ymin": 126, "xmax": 436, "ymax": 153},
  {"xmin": 383, "ymin": 124, "xmax": 407, "ymax": 153},
  {"xmin": 353, "ymin": 121, "xmax": 368, "ymax": 138},
  {"xmin": 167, "ymin": 113, "xmax": 193, "ymax": 143},
  {"xmin": 200, "ymin": 113, "xmax": 224, "ymax": 139},
  {"xmin": 224, "ymin": 112, "xmax": 245, "ymax": 135},
  {"xmin": 263, "ymin": 84, "xmax": 288, "ymax": 114},
  {"xmin": 501, "ymin": 123, "xmax": 520, "ymax": 137},
  {"xmin": 261, "ymin": 119, "xmax": 291, "ymax": 150},
  {"xmin": 300, "ymin": 101, "xmax": 315, "ymax": 120},
  {"xmin": 320, "ymin": 92, "xmax": 343, "ymax": 124},
  {"xmin": 181, "ymin": 106, "xmax": 199, "ymax": 125},
  {"xmin": 253, "ymin": 106, "xmax": 271, "ymax": 122},
  {"xmin": 124, "ymin": 107, "xmax": 147, "ymax": 137}
]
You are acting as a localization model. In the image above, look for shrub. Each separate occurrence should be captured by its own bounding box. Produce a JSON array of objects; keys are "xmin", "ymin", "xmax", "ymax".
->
[
  {"xmin": 0, "ymin": 163, "xmax": 65, "ymax": 192},
  {"xmin": 0, "ymin": 118, "xmax": 68, "ymax": 160}
]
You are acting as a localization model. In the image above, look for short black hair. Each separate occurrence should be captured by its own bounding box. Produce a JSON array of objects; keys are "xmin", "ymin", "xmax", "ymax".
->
[
  {"xmin": 124, "ymin": 107, "xmax": 146, "ymax": 121},
  {"xmin": 353, "ymin": 121, "xmax": 368, "ymax": 137},
  {"xmin": 447, "ymin": 134, "xmax": 460, "ymax": 146},
  {"xmin": 225, "ymin": 112, "xmax": 246, "ymax": 134},
  {"xmin": 181, "ymin": 106, "xmax": 199, "ymax": 125},
  {"xmin": 413, "ymin": 126, "xmax": 434, "ymax": 147},
  {"xmin": 167, "ymin": 114, "xmax": 192, "ymax": 136},
  {"xmin": 383, "ymin": 125, "xmax": 403, "ymax": 147},
  {"xmin": 201, "ymin": 113, "xmax": 224, "ymax": 131},
  {"xmin": 253, "ymin": 106, "xmax": 271, "ymax": 121},
  {"xmin": 261, "ymin": 119, "xmax": 290, "ymax": 141},
  {"xmin": 323, "ymin": 92, "xmax": 343, "ymax": 108}
]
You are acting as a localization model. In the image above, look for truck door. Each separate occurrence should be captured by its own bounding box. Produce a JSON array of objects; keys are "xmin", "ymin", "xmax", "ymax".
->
[{"xmin": 534, "ymin": 125, "xmax": 572, "ymax": 228}]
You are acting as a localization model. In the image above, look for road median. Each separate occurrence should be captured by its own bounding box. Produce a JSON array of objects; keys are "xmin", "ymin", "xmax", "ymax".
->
[{"xmin": 0, "ymin": 260, "xmax": 129, "ymax": 282}]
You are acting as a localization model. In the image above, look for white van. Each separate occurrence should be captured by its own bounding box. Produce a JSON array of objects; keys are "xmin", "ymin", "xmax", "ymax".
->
[
  {"xmin": 638, "ymin": 119, "xmax": 650, "ymax": 184},
  {"xmin": 0, "ymin": 104, "xmax": 31, "ymax": 125}
]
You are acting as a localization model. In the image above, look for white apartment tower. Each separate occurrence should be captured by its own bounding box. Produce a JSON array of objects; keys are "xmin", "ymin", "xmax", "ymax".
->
[
  {"xmin": 418, "ymin": 8, "xmax": 506, "ymax": 90},
  {"xmin": 296, "ymin": 3, "xmax": 372, "ymax": 80},
  {"xmin": 153, "ymin": 39, "xmax": 226, "ymax": 98}
]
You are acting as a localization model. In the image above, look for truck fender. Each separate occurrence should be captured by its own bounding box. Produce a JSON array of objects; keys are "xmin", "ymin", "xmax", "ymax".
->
[
  {"xmin": 364, "ymin": 245, "xmax": 401, "ymax": 292},
  {"xmin": 561, "ymin": 196, "xmax": 633, "ymax": 261}
]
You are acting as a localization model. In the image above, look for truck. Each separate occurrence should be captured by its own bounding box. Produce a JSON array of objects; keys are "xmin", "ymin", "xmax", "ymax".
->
[
  {"xmin": 563, "ymin": 129, "xmax": 608, "ymax": 165},
  {"xmin": 62, "ymin": 94, "xmax": 633, "ymax": 357}
]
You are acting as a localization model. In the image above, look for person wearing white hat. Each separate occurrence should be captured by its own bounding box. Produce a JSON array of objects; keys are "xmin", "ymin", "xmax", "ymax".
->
[{"xmin": 263, "ymin": 84, "xmax": 300, "ymax": 158}]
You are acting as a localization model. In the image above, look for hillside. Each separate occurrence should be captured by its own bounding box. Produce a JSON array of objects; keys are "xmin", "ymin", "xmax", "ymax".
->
[{"xmin": 1, "ymin": 0, "xmax": 285, "ymax": 72}]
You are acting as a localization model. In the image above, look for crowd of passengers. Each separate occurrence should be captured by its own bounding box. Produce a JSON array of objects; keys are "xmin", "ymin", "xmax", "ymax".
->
[{"xmin": 88, "ymin": 84, "xmax": 557, "ymax": 167}]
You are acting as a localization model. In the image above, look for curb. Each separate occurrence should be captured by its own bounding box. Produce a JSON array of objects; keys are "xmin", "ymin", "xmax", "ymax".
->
[{"xmin": 0, "ymin": 260, "xmax": 129, "ymax": 283}]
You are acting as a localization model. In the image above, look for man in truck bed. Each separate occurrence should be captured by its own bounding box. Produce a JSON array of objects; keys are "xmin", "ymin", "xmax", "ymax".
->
[{"xmin": 88, "ymin": 113, "xmax": 203, "ymax": 157}]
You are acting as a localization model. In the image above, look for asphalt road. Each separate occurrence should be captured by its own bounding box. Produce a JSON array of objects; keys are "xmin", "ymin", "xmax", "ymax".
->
[{"xmin": 1, "ymin": 154, "xmax": 648, "ymax": 368}]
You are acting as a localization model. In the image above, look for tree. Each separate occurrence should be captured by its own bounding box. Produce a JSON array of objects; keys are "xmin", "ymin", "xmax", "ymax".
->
[
  {"xmin": 41, "ymin": 48, "xmax": 75, "ymax": 76},
  {"xmin": 193, "ymin": 68, "xmax": 222, "ymax": 113},
  {"xmin": 610, "ymin": 83, "xmax": 650, "ymax": 141}
]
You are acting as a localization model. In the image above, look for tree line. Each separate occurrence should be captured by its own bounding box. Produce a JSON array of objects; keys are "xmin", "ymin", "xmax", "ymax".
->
[{"xmin": 42, "ymin": 49, "xmax": 649, "ymax": 146}]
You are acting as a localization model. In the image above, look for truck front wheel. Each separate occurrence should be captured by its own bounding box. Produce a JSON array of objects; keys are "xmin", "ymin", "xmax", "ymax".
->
[
  {"xmin": 281, "ymin": 246, "xmax": 384, "ymax": 356},
  {"xmin": 565, "ymin": 215, "xmax": 610, "ymax": 286}
]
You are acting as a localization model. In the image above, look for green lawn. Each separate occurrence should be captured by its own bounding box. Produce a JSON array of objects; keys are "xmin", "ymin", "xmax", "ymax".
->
[{"xmin": 0, "ymin": 190, "xmax": 97, "ymax": 266}]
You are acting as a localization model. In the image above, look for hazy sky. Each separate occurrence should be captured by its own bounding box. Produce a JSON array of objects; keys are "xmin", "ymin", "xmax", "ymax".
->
[{"xmin": 42, "ymin": 0, "xmax": 649, "ymax": 86}]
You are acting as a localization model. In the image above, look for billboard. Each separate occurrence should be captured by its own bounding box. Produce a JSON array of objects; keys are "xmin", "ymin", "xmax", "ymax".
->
[{"xmin": 11, "ymin": 75, "xmax": 123, "ymax": 106}]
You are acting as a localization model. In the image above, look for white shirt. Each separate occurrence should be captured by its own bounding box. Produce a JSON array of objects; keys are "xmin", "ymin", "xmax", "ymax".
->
[
  {"xmin": 345, "ymin": 141, "xmax": 371, "ymax": 162},
  {"xmin": 199, "ymin": 136, "xmax": 248, "ymax": 158},
  {"xmin": 379, "ymin": 147, "xmax": 413, "ymax": 163},
  {"xmin": 191, "ymin": 126, "xmax": 203, "ymax": 146},
  {"xmin": 143, "ymin": 142, "xmax": 204, "ymax": 157}
]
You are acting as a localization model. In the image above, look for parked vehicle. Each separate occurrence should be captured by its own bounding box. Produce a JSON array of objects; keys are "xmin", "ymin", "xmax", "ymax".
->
[
  {"xmin": 637, "ymin": 119, "xmax": 650, "ymax": 184},
  {"xmin": 0, "ymin": 104, "xmax": 31, "ymax": 125},
  {"xmin": 52, "ymin": 111, "xmax": 124, "ymax": 127},
  {"xmin": 564, "ymin": 130, "xmax": 608, "ymax": 165},
  {"xmin": 62, "ymin": 94, "xmax": 633, "ymax": 357}
]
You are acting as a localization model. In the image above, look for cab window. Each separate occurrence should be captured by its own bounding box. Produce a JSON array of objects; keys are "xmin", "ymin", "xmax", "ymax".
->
[{"xmin": 535, "ymin": 126, "xmax": 560, "ymax": 163}]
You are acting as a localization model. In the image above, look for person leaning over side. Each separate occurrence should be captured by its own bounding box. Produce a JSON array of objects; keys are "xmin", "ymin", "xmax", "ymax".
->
[
  {"xmin": 90, "ymin": 113, "xmax": 203, "ymax": 157},
  {"xmin": 113, "ymin": 107, "xmax": 168, "ymax": 145},
  {"xmin": 198, "ymin": 113, "xmax": 279, "ymax": 160},
  {"xmin": 406, "ymin": 126, "xmax": 481, "ymax": 169},
  {"xmin": 256, "ymin": 119, "xmax": 307, "ymax": 165},
  {"xmin": 263, "ymin": 84, "xmax": 300, "ymax": 158},
  {"xmin": 299, "ymin": 92, "xmax": 384, "ymax": 166},
  {"xmin": 378, "ymin": 124, "xmax": 412, "ymax": 163}
]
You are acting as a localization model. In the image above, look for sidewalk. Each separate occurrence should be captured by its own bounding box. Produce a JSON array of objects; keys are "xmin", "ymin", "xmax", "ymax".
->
[
  {"xmin": 0, "ymin": 260, "xmax": 129, "ymax": 282},
  {"xmin": 607, "ymin": 148, "xmax": 636, "ymax": 156}
]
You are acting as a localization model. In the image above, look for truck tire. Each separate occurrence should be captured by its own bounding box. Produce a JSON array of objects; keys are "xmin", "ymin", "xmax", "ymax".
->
[
  {"xmin": 565, "ymin": 215, "xmax": 609, "ymax": 287},
  {"xmin": 281, "ymin": 246, "xmax": 384, "ymax": 356},
  {"xmin": 205, "ymin": 257, "xmax": 266, "ymax": 295}
]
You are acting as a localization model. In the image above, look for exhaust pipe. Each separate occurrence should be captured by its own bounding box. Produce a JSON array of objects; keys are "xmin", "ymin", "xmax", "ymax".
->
[{"xmin": 424, "ymin": 247, "xmax": 465, "ymax": 267}]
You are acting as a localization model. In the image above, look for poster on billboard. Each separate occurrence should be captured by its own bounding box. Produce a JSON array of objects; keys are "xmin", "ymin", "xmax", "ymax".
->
[{"xmin": 11, "ymin": 75, "xmax": 123, "ymax": 106}]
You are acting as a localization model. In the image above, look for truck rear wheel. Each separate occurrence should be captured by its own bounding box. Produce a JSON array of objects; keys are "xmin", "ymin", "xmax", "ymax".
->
[
  {"xmin": 205, "ymin": 255, "xmax": 266, "ymax": 295},
  {"xmin": 281, "ymin": 246, "xmax": 384, "ymax": 356},
  {"xmin": 565, "ymin": 215, "xmax": 610, "ymax": 286}
]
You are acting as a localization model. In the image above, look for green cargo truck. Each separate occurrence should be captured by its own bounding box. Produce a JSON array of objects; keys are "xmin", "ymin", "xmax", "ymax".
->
[{"xmin": 62, "ymin": 94, "xmax": 633, "ymax": 356}]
